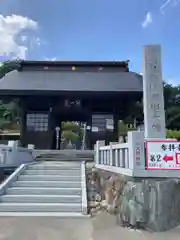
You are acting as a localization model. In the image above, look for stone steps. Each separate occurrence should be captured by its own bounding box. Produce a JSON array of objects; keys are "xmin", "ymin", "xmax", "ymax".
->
[
  {"xmin": 28, "ymin": 163, "xmax": 81, "ymax": 170},
  {"xmin": 0, "ymin": 203, "xmax": 81, "ymax": 212},
  {"xmin": 12, "ymin": 180, "xmax": 81, "ymax": 188},
  {"xmin": 0, "ymin": 194, "xmax": 81, "ymax": 203},
  {"xmin": 0, "ymin": 159, "xmax": 87, "ymax": 216},
  {"xmin": 22, "ymin": 169, "xmax": 80, "ymax": 175},
  {"xmin": 18, "ymin": 175, "xmax": 80, "ymax": 182},
  {"xmin": 36, "ymin": 157, "xmax": 92, "ymax": 162},
  {"xmin": 6, "ymin": 186, "xmax": 81, "ymax": 195}
]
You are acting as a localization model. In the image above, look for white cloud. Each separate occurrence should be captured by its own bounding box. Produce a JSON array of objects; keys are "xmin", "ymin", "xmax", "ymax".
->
[
  {"xmin": 160, "ymin": 0, "xmax": 180, "ymax": 13},
  {"xmin": 33, "ymin": 37, "xmax": 41, "ymax": 46},
  {"xmin": 29, "ymin": 36, "xmax": 42, "ymax": 50},
  {"xmin": 0, "ymin": 14, "xmax": 39, "ymax": 59},
  {"xmin": 20, "ymin": 35, "xmax": 27, "ymax": 42},
  {"xmin": 142, "ymin": 12, "xmax": 153, "ymax": 28}
]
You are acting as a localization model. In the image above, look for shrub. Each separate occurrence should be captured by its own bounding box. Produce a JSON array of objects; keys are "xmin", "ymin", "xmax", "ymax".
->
[{"xmin": 167, "ymin": 129, "xmax": 180, "ymax": 140}]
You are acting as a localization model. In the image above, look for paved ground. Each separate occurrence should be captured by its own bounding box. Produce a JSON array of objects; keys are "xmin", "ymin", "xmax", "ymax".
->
[{"xmin": 0, "ymin": 213, "xmax": 180, "ymax": 239}]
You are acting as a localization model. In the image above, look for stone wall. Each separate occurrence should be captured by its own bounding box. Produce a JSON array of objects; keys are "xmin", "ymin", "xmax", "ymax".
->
[
  {"xmin": 86, "ymin": 164, "xmax": 180, "ymax": 232},
  {"xmin": 147, "ymin": 179, "xmax": 180, "ymax": 231},
  {"xmin": 86, "ymin": 164, "xmax": 128, "ymax": 216}
]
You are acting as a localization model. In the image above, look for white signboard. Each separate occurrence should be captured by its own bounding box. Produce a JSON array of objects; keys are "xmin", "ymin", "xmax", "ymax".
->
[
  {"xmin": 86, "ymin": 126, "xmax": 91, "ymax": 130},
  {"xmin": 142, "ymin": 45, "xmax": 166, "ymax": 139},
  {"xmin": 92, "ymin": 126, "xmax": 99, "ymax": 132},
  {"xmin": 146, "ymin": 140, "xmax": 180, "ymax": 170},
  {"xmin": 106, "ymin": 119, "xmax": 114, "ymax": 130}
]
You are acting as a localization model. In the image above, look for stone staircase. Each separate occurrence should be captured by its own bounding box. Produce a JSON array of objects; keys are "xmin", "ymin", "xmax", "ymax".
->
[
  {"xmin": 0, "ymin": 158, "xmax": 88, "ymax": 216},
  {"xmin": 35, "ymin": 150, "xmax": 94, "ymax": 162}
]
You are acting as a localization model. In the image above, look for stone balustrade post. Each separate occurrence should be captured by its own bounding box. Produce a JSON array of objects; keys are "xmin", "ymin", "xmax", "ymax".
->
[
  {"xmin": 28, "ymin": 144, "xmax": 35, "ymax": 150},
  {"xmin": 95, "ymin": 140, "xmax": 105, "ymax": 165},
  {"xmin": 128, "ymin": 131, "xmax": 145, "ymax": 171},
  {"xmin": 6, "ymin": 140, "xmax": 18, "ymax": 165},
  {"xmin": 109, "ymin": 142, "xmax": 118, "ymax": 166}
]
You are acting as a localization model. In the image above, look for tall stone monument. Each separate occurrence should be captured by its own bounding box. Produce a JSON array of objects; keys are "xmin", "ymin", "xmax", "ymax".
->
[{"xmin": 142, "ymin": 45, "xmax": 166, "ymax": 139}]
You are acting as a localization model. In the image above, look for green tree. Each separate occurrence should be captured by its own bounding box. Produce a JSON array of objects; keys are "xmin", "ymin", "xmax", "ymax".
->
[
  {"xmin": 61, "ymin": 122, "xmax": 82, "ymax": 146},
  {"xmin": 61, "ymin": 121, "xmax": 81, "ymax": 133},
  {"xmin": 118, "ymin": 120, "xmax": 136, "ymax": 137},
  {"xmin": 163, "ymin": 83, "xmax": 180, "ymax": 130},
  {"xmin": 0, "ymin": 60, "xmax": 20, "ymax": 78},
  {"xmin": 61, "ymin": 130, "xmax": 79, "ymax": 142},
  {"xmin": 0, "ymin": 100, "xmax": 20, "ymax": 130},
  {"xmin": 125, "ymin": 101, "xmax": 143, "ymax": 125}
]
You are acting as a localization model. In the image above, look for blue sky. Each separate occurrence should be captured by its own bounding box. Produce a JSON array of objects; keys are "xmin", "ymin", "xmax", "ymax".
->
[{"xmin": 0, "ymin": 0, "xmax": 180, "ymax": 84}]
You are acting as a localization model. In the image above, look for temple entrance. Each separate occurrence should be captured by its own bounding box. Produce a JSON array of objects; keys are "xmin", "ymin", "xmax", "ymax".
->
[
  {"xmin": 0, "ymin": 60, "xmax": 143, "ymax": 150},
  {"xmin": 51, "ymin": 121, "xmax": 86, "ymax": 150},
  {"xmin": 50, "ymin": 104, "xmax": 91, "ymax": 150}
]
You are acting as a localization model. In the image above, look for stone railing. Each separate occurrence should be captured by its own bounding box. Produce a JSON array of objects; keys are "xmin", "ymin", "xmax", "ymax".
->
[
  {"xmin": 95, "ymin": 131, "xmax": 180, "ymax": 178},
  {"xmin": 97, "ymin": 142, "xmax": 129, "ymax": 167},
  {"xmin": 0, "ymin": 141, "xmax": 35, "ymax": 167},
  {"xmin": 95, "ymin": 131, "xmax": 145, "ymax": 177}
]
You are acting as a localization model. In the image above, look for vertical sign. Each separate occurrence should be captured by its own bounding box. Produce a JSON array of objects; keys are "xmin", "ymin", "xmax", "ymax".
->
[
  {"xmin": 135, "ymin": 141, "xmax": 141, "ymax": 166},
  {"xmin": 142, "ymin": 45, "xmax": 166, "ymax": 139},
  {"xmin": 128, "ymin": 131, "xmax": 145, "ymax": 170},
  {"xmin": 106, "ymin": 118, "xmax": 114, "ymax": 131}
]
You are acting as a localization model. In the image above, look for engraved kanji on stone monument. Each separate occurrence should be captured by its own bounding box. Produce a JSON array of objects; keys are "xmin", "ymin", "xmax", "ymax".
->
[{"xmin": 142, "ymin": 45, "xmax": 166, "ymax": 139}]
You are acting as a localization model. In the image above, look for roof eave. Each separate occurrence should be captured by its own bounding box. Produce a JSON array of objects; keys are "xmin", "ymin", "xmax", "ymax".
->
[{"xmin": 18, "ymin": 60, "xmax": 129, "ymax": 71}]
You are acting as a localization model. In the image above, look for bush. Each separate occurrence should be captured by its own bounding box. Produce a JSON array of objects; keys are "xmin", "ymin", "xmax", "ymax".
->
[
  {"xmin": 61, "ymin": 130, "xmax": 79, "ymax": 142},
  {"xmin": 61, "ymin": 121, "xmax": 80, "ymax": 133},
  {"xmin": 167, "ymin": 129, "xmax": 180, "ymax": 140}
]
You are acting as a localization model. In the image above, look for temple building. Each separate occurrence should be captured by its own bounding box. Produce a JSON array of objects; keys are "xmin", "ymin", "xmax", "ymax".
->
[{"xmin": 0, "ymin": 60, "xmax": 143, "ymax": 149}]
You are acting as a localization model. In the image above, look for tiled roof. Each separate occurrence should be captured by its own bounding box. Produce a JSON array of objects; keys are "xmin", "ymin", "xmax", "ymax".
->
[{"xmin": 0, "ymin": 70, "xmax": 142, "ymax": 92}]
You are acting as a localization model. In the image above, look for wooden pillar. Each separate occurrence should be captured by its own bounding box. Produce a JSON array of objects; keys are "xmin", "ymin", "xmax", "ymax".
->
[
  {"xmin": 86, "ymin": 112, "xmax": 92, "ymax": 149},
  {"xmin": 48, "ymin": 108, "xmax": 59, "ymax": 149},
  {"xmin": 19, "ymin": 99, "xmax": 27, "ymax": 147},
  {"xmin": 48, "ymin": 108, "xmax": 54, "ymax": 149},
  {"xmin": 59, "ymin": 120, "xmax": 62, "ymax": 150},
  {"xmin": 113, "ymin": 114, "xmax": 119, "ymax": 142},
  {"xmin": 82, "ymin": 107, "xmax": 92, "ymax": 150}
]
